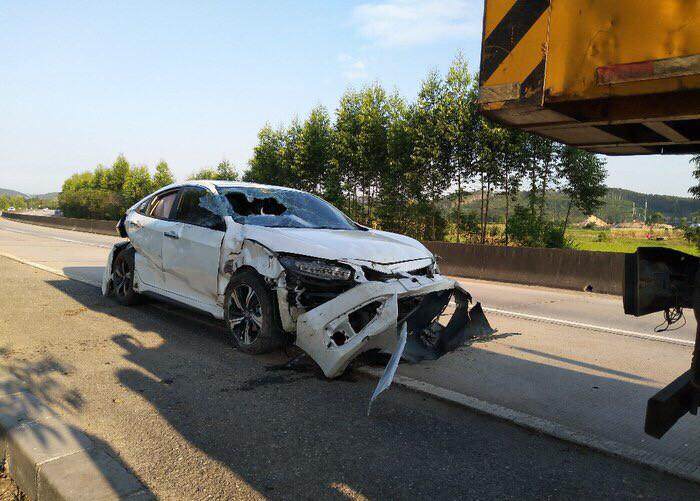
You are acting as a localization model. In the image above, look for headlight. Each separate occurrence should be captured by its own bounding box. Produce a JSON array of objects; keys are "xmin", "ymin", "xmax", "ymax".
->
[{"xmin": 279, "ymin": 255, "xmax": 354, "ymax": 281}]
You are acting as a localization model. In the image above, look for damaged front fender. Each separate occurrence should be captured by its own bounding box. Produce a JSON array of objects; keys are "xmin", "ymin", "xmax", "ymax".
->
[
  {"xmin": 295, "ymin": 277, "xmax": 494, "ymax": 380},
  {"xmin": 296, "ymin": 282, "xmax": 400, "ymax": 378}
]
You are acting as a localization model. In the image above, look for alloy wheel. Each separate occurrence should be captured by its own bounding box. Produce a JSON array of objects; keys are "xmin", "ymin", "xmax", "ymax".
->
[
  {"xmin": 228, "ymin": 284, "xmax": 263, "ymax": 346},
  {"xmin": 113, "ymin": 257, "xmax": 134, "ymax": 298}
]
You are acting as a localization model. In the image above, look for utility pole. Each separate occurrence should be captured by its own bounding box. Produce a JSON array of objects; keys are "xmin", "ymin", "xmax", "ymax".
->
[{"xmin": 644, "ymin": 200, "xmax": 648, "ymax": 223}]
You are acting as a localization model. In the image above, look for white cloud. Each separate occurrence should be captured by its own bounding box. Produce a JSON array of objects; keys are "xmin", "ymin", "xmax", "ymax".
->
[
  {"xmin": 353, "ymin": 0, "xmax": 481, "ymax": 47},
  {"xmin": 338, "ymin": 53, "xmax": 369, "ymax": 80}
]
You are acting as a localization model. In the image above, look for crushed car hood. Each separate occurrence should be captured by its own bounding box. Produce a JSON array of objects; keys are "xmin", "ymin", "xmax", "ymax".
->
[{"xmin": 243, "ymin": 226, "xmax": 432, "ymax": 265}]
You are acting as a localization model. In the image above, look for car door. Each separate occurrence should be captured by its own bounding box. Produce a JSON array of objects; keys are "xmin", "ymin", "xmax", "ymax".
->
[
  {"xmin": 162, "ymin": 187, "xmax": 226, "ymax": 305},
  {"xmin": 128, "ymin": 189, "xmax": 181, "ymax": 290}
]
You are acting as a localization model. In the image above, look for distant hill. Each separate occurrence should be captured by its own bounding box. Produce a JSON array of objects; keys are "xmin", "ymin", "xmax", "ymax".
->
[
  {"xmin": 0, "ymin": 188, "xmax": 28, "ymax": 198},
  {"xmin": 446, "ymin": 187, "xmax": 700, "ymax": 225},
  {"xmin": 32, "ymin": 192, "xmax": 60, "ymax": 200},
  {"xmin": 0, "ymin": 188, "xmax": 60, "ymax": 200}
]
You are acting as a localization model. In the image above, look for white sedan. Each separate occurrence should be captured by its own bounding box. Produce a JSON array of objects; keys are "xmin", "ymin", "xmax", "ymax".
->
[{"xmin": 103, "ymin": 181, "xmax": 491, "ymax": 397}]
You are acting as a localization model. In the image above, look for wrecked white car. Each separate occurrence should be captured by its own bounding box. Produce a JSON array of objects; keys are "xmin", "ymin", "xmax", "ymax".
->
[{"xmin": 103, "ymin": 181, "xmax": 492, "ymax": 400}]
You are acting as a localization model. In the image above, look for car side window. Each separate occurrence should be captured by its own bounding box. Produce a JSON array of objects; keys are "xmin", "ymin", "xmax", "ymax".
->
[
  {"xmin": 148, "ymin": 191, "xmax": 179, "ymax": 219},
  {"xmin": 175, "ymin": 188, "xmax": 226, "ymax": 231},
  {"xmin": 135, "ymin": 197, "xmax": 152, "ymax": 215}
]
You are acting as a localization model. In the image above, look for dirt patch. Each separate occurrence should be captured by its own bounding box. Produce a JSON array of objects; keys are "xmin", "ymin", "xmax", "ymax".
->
[
  {"xmin": 63, "ymin": 307, "xmax": 87, "ymax": 317},
  {"xmin": 0, "ymin": 464, "xmax": 25, "ymax": 501}
]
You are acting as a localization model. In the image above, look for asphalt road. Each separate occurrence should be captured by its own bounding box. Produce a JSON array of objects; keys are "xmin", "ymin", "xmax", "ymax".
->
[{"xmin": 2, "ymin": 254, "xmax": 699, "ymax": 499}]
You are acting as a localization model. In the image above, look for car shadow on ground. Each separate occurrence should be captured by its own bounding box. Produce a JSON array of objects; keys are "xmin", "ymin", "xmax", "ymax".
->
[{"xmin": 36, "ymin": 269, "xmax": 700, "ymax": 498}]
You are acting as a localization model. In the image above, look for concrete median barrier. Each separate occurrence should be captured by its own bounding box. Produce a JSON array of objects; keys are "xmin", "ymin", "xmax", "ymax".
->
[
  {"xmin": 423, "ymin": 241, "xmax": 624, "ymax": 295},
  {"xmin": 1, "ymin": 212, "xmax": 118, "ymax": 236}
]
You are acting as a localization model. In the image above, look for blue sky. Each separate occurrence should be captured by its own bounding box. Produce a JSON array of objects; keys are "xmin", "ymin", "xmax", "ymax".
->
[{"xmin": 1, "ymin": 0, "xmax": 695, "ymax": 196}]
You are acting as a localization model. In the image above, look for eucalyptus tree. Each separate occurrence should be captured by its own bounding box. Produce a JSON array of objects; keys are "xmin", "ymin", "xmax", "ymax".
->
[
  {"xmin": 104, "ymin": 155, "xmax": 130, "ymax": 193},
  {"xmin": 295, "ymin": 105, "xmax": 333, "ymax": 195},
  {"xmin": 443, "ymin": 54, "xmax": 478, "ymax": 242},
  {"xmin": 412, "ymin": 70, "xmax": 452, "ymax": 240},
  {"xmin": 245, "ymin": 125, "xmax": 287, "ymax": 186},
  {"xmin": 153, "ymin": 160, "xmax": 175, "ymax": 188},
  {"xmin": 122, "ymin": 165, "xmax": 153, "ymax": 206},
  {"xmin": 357, "ymin": 84, "xmax": 390, "ymax": 225},
  {"xmin": 333, "ymin": 89, "xmax": 364, "ymax": 220},
  {"xmin": 689, "ymin": 155, "xmax": 700, "ymax": 198},
  {"xmin": 557, "ymin": 146, "xmax": 607, "ymax": 235},
  {"xmin": 378, "ymin": 92, "xmax": 416, "ymax": 233}
]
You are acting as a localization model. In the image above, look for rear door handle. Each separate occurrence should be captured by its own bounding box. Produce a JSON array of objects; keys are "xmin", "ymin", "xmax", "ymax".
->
[{"xmin": 164, "ymin": 231, "xmax": 179, "ymax": 239}]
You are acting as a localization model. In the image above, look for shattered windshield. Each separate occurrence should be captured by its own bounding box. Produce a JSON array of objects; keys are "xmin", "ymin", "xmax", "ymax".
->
[{"xmin": 213, "ymin": 186, "xmax": 359, "ymax": 230}]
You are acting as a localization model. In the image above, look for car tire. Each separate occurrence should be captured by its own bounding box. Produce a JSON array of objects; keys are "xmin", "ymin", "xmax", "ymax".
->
[
  {"xmin": 224, "ymin": 270, "xmax": 282, "ymax": 354},
  {"xmin": 112, "ymin": 246, "xmax": 140, "ymax": 306}
]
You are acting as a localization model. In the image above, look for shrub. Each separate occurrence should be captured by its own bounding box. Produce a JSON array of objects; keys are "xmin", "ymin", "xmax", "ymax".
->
[{"xmin": 506, "ymin": 205, "xmax": 573, "ymax": 249}]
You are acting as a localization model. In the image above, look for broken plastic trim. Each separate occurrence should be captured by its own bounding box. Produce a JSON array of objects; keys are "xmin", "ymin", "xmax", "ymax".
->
[
  {"xmin": 366, "ymin": 288, "xmax": 494, "ymax": 414},
  {"xmin": 368, "ymin": 323, "xmax": 407, "ymax": 416},
  {"xmin": 402, "ymin": 288, "xmax": 494, "ymax": 363}
]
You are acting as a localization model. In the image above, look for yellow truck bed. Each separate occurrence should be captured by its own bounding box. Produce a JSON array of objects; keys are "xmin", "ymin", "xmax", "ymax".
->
[{"xmin": 479, "ymin": 0, "xmax": 700, "ymax": 155}]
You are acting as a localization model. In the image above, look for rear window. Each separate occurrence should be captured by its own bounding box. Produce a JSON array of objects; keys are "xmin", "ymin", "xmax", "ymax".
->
[
  {"xmin": 148, "ymin": 191, "xmax": 178, "ymax": 219},
  {"xmin": 135, "ymin": 197, "xmax": 152, "ymax": 215}
]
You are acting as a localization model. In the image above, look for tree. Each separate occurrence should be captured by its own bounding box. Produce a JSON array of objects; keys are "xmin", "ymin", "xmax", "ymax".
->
[
  {"xmin": 690, "ymin": 155, "xmax": 700, "ymax": 198},
  {"xmin": 295, "ymin": 105, "xmax": 332, "ymax": 194},
  {"xmin": 189, "ymin": 167, "xmax": 217, "ymax": 180},
  {"xmin": 215, "ymin": 159, "xmax": 239, "ymax": 181},
  {"xmin": 92, "ymin": 165, "xmax": 108, "ymax": 190},
  {"xmin": 357, "ymin": 84, "xmax": 390, "ymax": 225},
  {"xmin": 647, "ymin": 211, "xmax": 665, "ymax": 227},
  {"xmin": 245, "ymin": 125, "xmax": 287, "ymax": 185},
  {"xmin": 332, "ymin": 90, "xmax": 363, "ymax": 220},
  {"xmin": 412, "ymin": 70, "xmax": 451, "ymax": 240},
  {"xmin": 122, "ymin": 165, "xmax": 153, "ymax": 206},
  {"xmin": 557, "ymin": 147, "xmax": 607, "ymax": 235},
  {"xmin": 443, "ymin": 54, "xmax": 478, "ymax": 242},
  {"xmin": 153, "ymin": 160, "xmax": 175, "ymax": 188},
  {"xmin": 377, "ymin": 92, "xmax": 416, "ymax": 233},
  {"xmin": 104, "ymin": 155, "xmax": 130, "ymax": 193},
  {"xmin": 497, "ymin": 129, "xmax": 527, "ymax": 244},
  {"xmin": 189, "ymin": 160, "xmax": 238, "ymax": 181},
  {"xmin": 281, "ymin": 118, "xmax": 304, "ymax": 190}
]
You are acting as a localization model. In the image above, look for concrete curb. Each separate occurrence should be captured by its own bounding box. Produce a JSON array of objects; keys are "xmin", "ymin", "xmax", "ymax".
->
[
  {"xmin": 0, "ymin": 256, "xmax": 152, "ymax": 500},
  {"xmin": 1, "ymin": 251, "xmax": 699, "ymax": 488},
  {"xmin": 0, "ymin": 391, "xmax": 152, "ymax": 500}
]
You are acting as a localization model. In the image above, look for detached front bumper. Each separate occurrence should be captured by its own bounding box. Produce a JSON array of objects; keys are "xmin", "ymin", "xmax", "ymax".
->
[{"xmin": 295, "ymin": 275, "xmax": 493, "ymax": 378}]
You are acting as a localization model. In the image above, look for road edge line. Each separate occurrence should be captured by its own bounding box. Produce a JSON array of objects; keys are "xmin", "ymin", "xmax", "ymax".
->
[
  {"xmin": 482, "ymin": 307, "xmax": 695, "ymax": 347},
  {"xmin": 0, "ymin": 251, "xmax": 101, "ymax": 287},
  {"xmin": 3, "ymin": 251, "xmax": 699, "ymax": 486}
]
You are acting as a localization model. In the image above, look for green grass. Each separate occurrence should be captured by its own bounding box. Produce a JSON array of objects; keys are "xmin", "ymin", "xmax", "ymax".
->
[{"xmin": 567, "ymin": 228, "xmax": 699, "ymax": 255}]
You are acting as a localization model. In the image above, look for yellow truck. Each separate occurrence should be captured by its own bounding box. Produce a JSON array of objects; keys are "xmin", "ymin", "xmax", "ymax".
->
[
  {"xmin": 479, "ymin": 0, "xmax": 700, "ymax": 155},
  {"xmin": 478, "ymin": 0, "xmax": 700, "ymax": 437}
]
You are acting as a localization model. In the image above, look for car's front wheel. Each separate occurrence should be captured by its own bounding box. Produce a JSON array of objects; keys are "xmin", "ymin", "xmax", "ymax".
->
[
  {"xmin": 112, "ymin": 246, "xmax": 140, "ymax": 306},
  {"xmin": 224, "ymin": 270, "xmax": 282, "ymax": 354}
]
